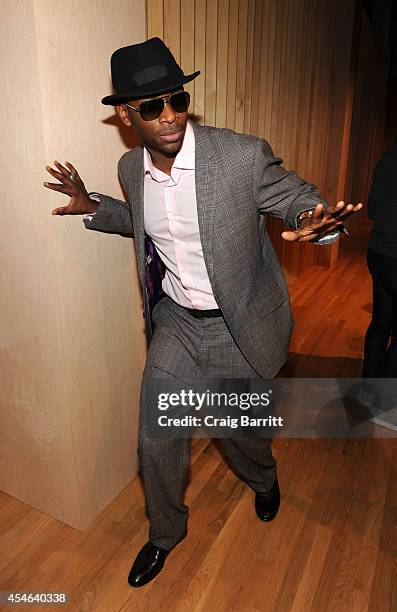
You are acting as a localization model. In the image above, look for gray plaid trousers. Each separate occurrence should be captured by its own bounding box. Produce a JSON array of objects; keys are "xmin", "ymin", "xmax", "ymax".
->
[{"xmin": 138, "ymin": 296, "xmax": 277, "ymax": 550}]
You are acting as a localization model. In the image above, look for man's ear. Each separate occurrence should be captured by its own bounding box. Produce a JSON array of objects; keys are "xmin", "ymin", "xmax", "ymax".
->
[{"xmin": 116, "ymin": 104, "xmax": 132, "ymax": 127}]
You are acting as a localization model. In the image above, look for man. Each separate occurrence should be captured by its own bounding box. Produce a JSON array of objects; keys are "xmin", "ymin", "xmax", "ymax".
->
[{"xmin": 44, "ymin": 38, "xmax": 362, "ymax": 587}]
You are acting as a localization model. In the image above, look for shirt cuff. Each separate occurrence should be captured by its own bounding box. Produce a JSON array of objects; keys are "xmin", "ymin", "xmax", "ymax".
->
[
  {"xmin": 83, "ymin": 193, "xmax": 100, "ymax": 221},
  {"xmin": 295, "ymin": 207, "xmax": 316, "ymax": 229}
]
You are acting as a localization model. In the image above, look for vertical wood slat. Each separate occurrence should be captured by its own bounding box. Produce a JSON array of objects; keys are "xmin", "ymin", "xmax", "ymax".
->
[
  {"xmin": 306, "ymin": 0, "xmax": 321, "ymax": 183},
  {"xmin": 163, "ymin": 0, "xmax": 181, "ymax": 62},
  {"xmin": 256, "ymin": 0, "xmax": 270, "ymax": 140},
  {"xmin": 205, "ymin": 0, "xmax": 218, "ymax": 127},
  {"xmin": 280, "ymin": 0, "xmax": 292, "ymax": 166},
  {"xmin": 249, "ymin": 0, "xmax": 263, "ymax": 137},
  {"xmin": 243, "ymin": 0, "xmax": 256, "ymax": 135},
  {"xmin": 180, "ymin": 0, "xmax": 195, "ymax": 112},
  {"xmin": 264, "ymin": 0, "xmax": 277, "ymax": 143},
  {"xmin": 277, "ymin": 0, "xmax": 289, "ymax": 158},
  {"xmin": 294, "ymin": 0, "xmax": 313, "ymax": 177},
  {"xmin": 146, "ymin": 0, "xmax": 164, "ymax": 39},
  {"xmin": 194, "ymin": 0, "xmax": 206, "ymax": 122},
  {"xmin": 286, "ymin": 0, "xmax": 299, "ymax": 167},
  {"xmin": 311, "ymin": 0, "xmax": 331, "ymax": 187},
  {"xmin": 304, "ymin": 0, "xmax": 319, "ymax": 183},
  {"xmin": 215, "ymin": 0, "xmax": 229, "ymax": 127},
  {"xmin": 226, "ymin": 0, "xmax": 238, "ymax": 129},
  {"xmin": 234, "ymin": 0, "xmax": 248, "ymax": 134},
  {"xmin": 316, "ymin": 0, "xmax": 331, "ymax": 190}
]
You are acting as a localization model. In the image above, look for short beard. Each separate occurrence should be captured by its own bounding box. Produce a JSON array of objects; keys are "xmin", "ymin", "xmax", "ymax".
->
[{"xmin": 161, "ymin": 149, "xmax": 179, "ymax": 158}]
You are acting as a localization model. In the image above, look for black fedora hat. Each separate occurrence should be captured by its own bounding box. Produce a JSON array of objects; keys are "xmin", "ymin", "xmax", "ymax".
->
[{"xmin": 101, "ymin": 37, "xmax": 200, "ymax": 105}]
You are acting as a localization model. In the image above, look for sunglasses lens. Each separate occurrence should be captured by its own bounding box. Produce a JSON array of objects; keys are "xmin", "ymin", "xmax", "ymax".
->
[
  {"xmin": 170, "ymin": 91, "xmax": 190, "ymax": 113},
  {"xmin": 139, "ymin": 91, "xmax": 190, "ymax": 120},
  {"xmin": 140, "ymin": 98, "xmax": 164, "ymax": 121}
]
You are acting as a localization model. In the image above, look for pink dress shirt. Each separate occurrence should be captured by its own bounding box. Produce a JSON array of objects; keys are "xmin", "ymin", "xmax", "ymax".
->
[{"xmin": 143, "ymin": 119, "xmax": 219, "ymax": 309}]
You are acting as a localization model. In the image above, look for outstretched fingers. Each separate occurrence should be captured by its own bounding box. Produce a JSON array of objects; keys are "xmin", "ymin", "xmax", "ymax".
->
[
  {"xmin": 336, "ymin": 202, "xmax": 363, "ymax": 221},
  {"xmin": 65, "ymin": 161, "xmax": 83, "ymax": 184},
  {"xmin": 53, "ymin": 160, "xmax": 72, "ymax": 177},
  {"xmin": 44, "ymin": 159, "xmax": 83, "ymax": 195},
  {"xmin": 45, "ymin": 163, "xmax": 70, "ymax": 184},
  {"xmin": 311, "ymin": 202, "xmax": 327, "ymax": 225},
  {"xmin": 326, "ymin": 201, "xmax": 363, "ymax": 221}
]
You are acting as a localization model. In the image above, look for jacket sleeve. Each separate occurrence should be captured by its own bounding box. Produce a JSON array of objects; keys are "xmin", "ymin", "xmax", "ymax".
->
[
  {"xmin": 252, "ymin": 138, "xmax": 328, "ymax": 230},
  {"xmin": 83, "ymin": 160, "xmax": 134, "ymax": 237}
]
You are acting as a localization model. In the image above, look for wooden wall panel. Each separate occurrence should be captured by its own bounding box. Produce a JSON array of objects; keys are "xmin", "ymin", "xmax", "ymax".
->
[
  {"xmin": 147, "ymin": 0, "xmax": 388, "ymax": 280},
  {"xmin": 1, "ymin": 0, "xmax": 147, "ymax": 530}
]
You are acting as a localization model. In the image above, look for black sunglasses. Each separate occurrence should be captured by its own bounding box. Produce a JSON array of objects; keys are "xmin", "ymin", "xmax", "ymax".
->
[{"xmin": 124, "ymin": 91, "xmax": 190, "ymax": 121}]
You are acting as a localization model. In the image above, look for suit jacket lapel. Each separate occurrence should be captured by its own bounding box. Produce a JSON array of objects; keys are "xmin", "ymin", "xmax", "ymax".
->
[
  {"xmin": 127, "ymin": 147, "xmax": 146, "ymax": 282},
  {"xmin": 192, "ymin": 122, "xmax": 218, "ymax": 287}
]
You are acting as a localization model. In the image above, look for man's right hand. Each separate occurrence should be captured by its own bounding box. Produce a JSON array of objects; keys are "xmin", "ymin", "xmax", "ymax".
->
[{"xmin": 44, "ymin": 160, "xmax": 99, "ymax": 215}]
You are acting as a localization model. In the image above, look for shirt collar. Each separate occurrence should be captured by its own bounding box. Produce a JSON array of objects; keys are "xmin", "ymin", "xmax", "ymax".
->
[{"xmin": 143, "ymin": 119, "xmax": 195, "ymax": 180}]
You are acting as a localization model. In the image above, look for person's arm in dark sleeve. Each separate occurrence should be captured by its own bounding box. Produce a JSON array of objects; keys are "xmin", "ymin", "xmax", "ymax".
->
[
  {"xmin": 252, "ymin": 138, "xmax": 328, "ymax": 228},
  {"xmin": 252, "ymin": 138, "xmax": 342, "ymax": 244}
]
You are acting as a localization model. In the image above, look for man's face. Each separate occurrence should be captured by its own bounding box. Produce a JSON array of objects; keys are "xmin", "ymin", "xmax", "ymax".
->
[{"xmin": 116, "ymin": 89, "xmax": 188, "ymax": 158}]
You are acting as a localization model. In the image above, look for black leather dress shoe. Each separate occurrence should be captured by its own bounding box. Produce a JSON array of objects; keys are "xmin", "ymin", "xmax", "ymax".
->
[
  {"xmin": 255, "ymin": 478, "xmax": 280, "ymax": 522},
  {"xmin": 128, "ymin": 542, "xmax": 169, "ymax": 588},
  {"xmin": 128, "ymin": 531, "xmax": 187, "ymax": 588}
]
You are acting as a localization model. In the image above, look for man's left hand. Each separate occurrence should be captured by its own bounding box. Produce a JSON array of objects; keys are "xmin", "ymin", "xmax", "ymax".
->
[{"xmin": 281, "ymin": 201, "xmax": 363, "ymax": 242}]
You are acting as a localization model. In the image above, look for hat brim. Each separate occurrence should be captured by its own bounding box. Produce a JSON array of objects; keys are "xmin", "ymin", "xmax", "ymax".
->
[{"xmin": 101, "ymin": 71, "xmax": 200, "ymax": 105}]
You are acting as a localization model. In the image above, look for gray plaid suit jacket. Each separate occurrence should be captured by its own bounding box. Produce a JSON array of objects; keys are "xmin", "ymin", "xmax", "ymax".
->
[{"xmin": 84, "ymin": 121, "xmax": 326, "ymax": 377}]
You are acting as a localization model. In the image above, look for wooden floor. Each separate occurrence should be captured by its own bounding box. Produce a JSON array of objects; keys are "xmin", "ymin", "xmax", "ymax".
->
[{"xmin": 1, "ymin": 216, "xmax": 396, "ymax": 611}]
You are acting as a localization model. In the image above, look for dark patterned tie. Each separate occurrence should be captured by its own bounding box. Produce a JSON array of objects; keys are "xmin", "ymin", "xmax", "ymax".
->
[{"xmin": 145, "ymin": 234, "xmax": 166, "ymax": 318}]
